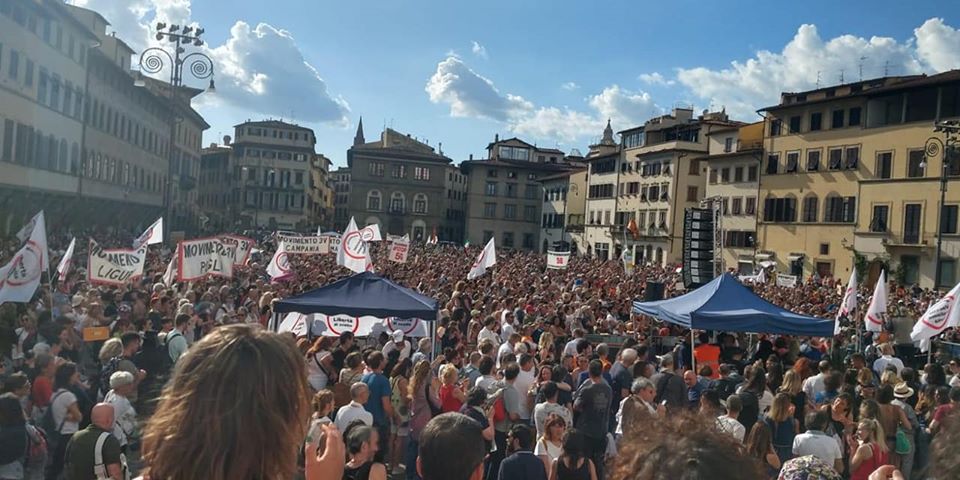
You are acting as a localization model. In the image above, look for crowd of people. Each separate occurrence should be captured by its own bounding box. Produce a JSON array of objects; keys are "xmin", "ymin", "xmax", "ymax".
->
[{"xmin": 0, "ymin": 225, "xmax": 958, "ymax": 480}]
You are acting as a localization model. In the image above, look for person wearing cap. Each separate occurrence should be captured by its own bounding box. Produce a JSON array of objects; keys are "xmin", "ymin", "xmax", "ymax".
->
[
  {"xmin": 104, "ymin": 371, "xmax": 138, "ymax": 451},
  {"xmin": 382, "ymin": 330, "xmax": 412, "ymax": 362},
  {"xmin": 890, "ymin": 383, "xmax": 919, "ymax": 479}
]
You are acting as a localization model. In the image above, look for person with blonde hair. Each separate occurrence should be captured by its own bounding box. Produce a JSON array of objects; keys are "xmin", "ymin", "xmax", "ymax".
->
[
  {"xmin": 97, "ymin": 338, "xmax": 123, "ymax": 364},
  {"xmin": 438, "ymin": 363, "xmax": 466, "ymax": 413},
  {"xmin": 847, "ymin": 418, "xmax": 888, "ymax": 480},
  {"xmin": 140, "ymin": 324, "xmax": 343, "ymax": 479},
  {"xmin": 763, "ymin": 392, "xmax": 798, "ymax": 464},
  {"xmin": 778, "ymin": 370, "xmax": 808, "ymax": 430},
  {"xmin": 535, "ymin": 413, "xmax": 566, "ymax": 474}
]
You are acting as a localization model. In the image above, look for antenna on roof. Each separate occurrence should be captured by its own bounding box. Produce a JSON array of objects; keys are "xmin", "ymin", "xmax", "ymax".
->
[
  {"xmin": 859, "ymin": 56, "xmax": 867, "ymax": 81},
  {"xmin": 816, "ymin": 71, "xmax": 821, "ymax": 88},
  {"xmin": 883, "ymin": 60, "xmax": 890, "ymax": 77},
  {"xmin": 839, "ymin": 69, "xmax": 845, "ymax": 84}
]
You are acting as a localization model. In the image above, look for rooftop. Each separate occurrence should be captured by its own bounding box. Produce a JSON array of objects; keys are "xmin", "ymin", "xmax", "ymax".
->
[
  {"xmin": 234, "ymin": 119, "xmax": 314, "ymax": 131},
  {"xmin": 759, "ymin": 70, "xmax": 960, "ymax": 112}
]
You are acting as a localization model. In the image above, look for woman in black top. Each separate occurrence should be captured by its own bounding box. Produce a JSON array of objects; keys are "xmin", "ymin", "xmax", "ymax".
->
[
  {"xmin": 461, "ymin": 387, "xmax": 496, "ymax": 453},
  {"xmin": 342, "ymin": 422, "xmax": 387, "ymax": 480},
  {"xmin": 550, "ymin": 429, "xmax": 596, "ymax": 480}
]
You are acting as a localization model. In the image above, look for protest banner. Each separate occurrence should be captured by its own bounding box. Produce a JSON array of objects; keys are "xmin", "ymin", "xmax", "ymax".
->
[
  {"xmin": 277, "ymin": 234, "xmax": 330, "ymax": 255},
  {"xmin": 388, "ymin": 235, "xmax": 410, "ymax": 263},
  {"xmin": 221, "ymin": 234, "xmax": 255, "ymax": 266},
  {"xmin": 177, "ymin": 237, "xmax": 235, "ymax": 281},
  {"xmin": 547, "ymin": 250, "xmax": 569, "ymax": 270},
  {"xmin": 277, "ymin": 312, "xmax": 430, "ymax": 338},
  {"xmin": 87, "ymin": 239, "xmax": 148, "ymax": 286},
  {"xmin": 776, "ymin": 273, "xmax": 798, "ymax": 287}
]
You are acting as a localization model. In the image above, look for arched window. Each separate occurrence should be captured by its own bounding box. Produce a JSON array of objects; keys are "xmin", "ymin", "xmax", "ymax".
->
[
  {"xmin": 824, "ymin": 193, "xmax": 843, "ymax": 223},
  {"xmin": 802, "ymin": 194, "xmax": 819, "ymax": 223},
  {"xmin": 366, "ymin": 190, "xmax": 381, "ymax": 211},
  {"xmin": 413, "ymin": 193, "xmax": 428, "ymax": 214},
  {"xmin": 390, "ymin": 192, "xmax": 405, "ymax": 214}
]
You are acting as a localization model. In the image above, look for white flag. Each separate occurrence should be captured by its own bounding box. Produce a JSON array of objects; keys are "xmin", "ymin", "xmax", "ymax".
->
[
  {"xmin": 755, "ymin": 267, "xmax": 768, "ymax": 284},
  {"xmin": 267, "ymin": 242, "xmax": 294, "ymax": 280},
  {"xmin": 162, "ymin": 256, "xmax": 177, "ymax": 287},
  {"xmin": 134, "ymin": 217, "xmax": 163, "ymax": 247},
  {"xmin": 56, "ymin": 237, "xmax": 76, "ymax": 283},
  {"xmin": 547, "ymin": 250, "xmax": 569, "ymax": 270},
  {"xmin": 467, "ymin": 238, "xmax": 496, "ymax": 280},
  {"xmin": 621, "ymin": 249, "xmax": 635, "ymax": 275},
  {"xmin": 0, "ymin": 214, "xmax": 47, "ymax": 305},
  {"xmin": 835, "ymin": 267, "xmax": 858, "ymax": 335},
  {"xmin": 864, "ymin": 270, "xmax": 887, "ymax": 333},
  {"xmin": 360, "ymin": 223, "xmax": 382, "ymax": 242},
  {"xmin": 388, "ymin": 235, "xmax": 410, "ymax": 263},
  {"xmin": 911, "ymin": 281, "xmax": 960, "ymax": 346},
  {"xmin": 15, "ymin": 212, "xmax": 48, "ymax": 271},
  {"xmin": 338, "ymin": 218, "xmax": 373, "ymax": 273}
]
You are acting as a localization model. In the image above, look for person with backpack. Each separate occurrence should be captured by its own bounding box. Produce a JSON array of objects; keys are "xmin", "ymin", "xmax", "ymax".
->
[
  {"xmin": 46, "ymin": 362, "xmax": 83, "ymax": 480},
  {"xmin": 63, "ymin": 403, "xmax": 125, "ymax": 480},
  {"xmin": 649, "ymin": 354, "xmax": 687, "ymax": 414},
  {"xmin": 98, "ymin": 333, "xmax": 145, "ymax": 404},
  {"xmin": 166, "ymin": 314, "xmax": 191, "ymax": 365}
]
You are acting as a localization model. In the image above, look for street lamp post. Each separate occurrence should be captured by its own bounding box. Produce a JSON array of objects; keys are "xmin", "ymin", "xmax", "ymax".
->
[
  {"xmin": 923, "ymin": 121, "xmax": 960, "ymax": 290},
  {"xmin": 136, "ymin": 22, "xmax": 215, "ymax": 238}
]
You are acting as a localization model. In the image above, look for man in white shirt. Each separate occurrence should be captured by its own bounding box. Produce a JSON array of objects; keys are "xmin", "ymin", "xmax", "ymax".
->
[
  {"xmin": 715, "ymin": 394, "xmax": 746, "ymax": 443},
  {"xmin": 477, "ymin": 316, "xmax": 501, "ymax": 349},
  {"xmin": 497, "ymin": 333, "xmax": 520, "ymax": 369},
  {"xmin": 499, "ymin": 310, "xmax": 516, "ymax": 343},
  {"xmin": 475, "ymin": 356, "xmax": 498, "ymax": 393},
  {"xmin": 533, "ymin": 382, "xmax": 572, "ymax": 438},
  {"xmin": 513, "ymin": 354, "xmax": 537, "ymax": 422},
  {"xmin": 792, "ymin": 411, "xmax": 843, "ymax": 472},
  {"xmin": 563, "ymin": 329, "xmax": 585, "ymax": 358},
  {"xmin": 802, "ymin": 360, "xmax": 831, "ymax": 403},
  {"xmin": 334, "ymin": 383, "xmax": 373, "ymax": 432},
  {"xmin": 949, "ymin": 358, "xmax": 960, "ymax": 387},
  {"xmin": 411, "ymin": 338, "xmax": 432, "ymax": 366},
  {"xmin": 382, "ymin": 330, "xmax": 411, "ymax": 361},
  {"xmin": 872, "ymin": 343, "xmax": 905, "ymax": 377}
]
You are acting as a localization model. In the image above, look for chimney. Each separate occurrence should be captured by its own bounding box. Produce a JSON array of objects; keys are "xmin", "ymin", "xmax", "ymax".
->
[
  {"xmin": 223, "ymin": 135, "xmax": 231, "ymax": 145},
  {"xmin": 494, "ymin": 133, "xmax": 499, "ymax": 143},
  {"xmin": 469, "ymin": 154, "xmax": 474, "ymax": 160}
]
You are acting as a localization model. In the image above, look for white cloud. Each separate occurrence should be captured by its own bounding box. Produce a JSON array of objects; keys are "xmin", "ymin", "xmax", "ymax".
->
[
  {"xmin": 561, "ymin": 81, "xmax": 580, "ymax": 91},
  {"xmin": 675, "ymin": 20, "xmax": 960, "ymax": 119},
  {"xmin": 638, "ymin": 72, "xmax": 675, "ymax": 86},
  {"xmin": 69, "ymin": 0, "xmax": 348, "ymax": 124},
  {"xmin": 425, "ymin": 56, "xmax": 532, "ymax": 121},
  {"xmin": 915, "ymin": 18, "xmax": 960, "ymax": 72},
  {"xmin": 471, "ymin": 41, "xmax": 488, "ymax": 59},
  {"xmin": 588, "ymin": 85, "xmax": 663, "ymax": 128},
  {"xmin": 426, "ymin": 57, "xmax": 663, "ymax": 145}
]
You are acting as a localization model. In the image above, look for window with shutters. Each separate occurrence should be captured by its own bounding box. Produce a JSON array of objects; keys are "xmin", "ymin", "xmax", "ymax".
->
[
  {"xmin": 687, "ymin": 186, "xmax": 698, "ymax": 202},
  {"xmin": 732, "ymin": 197, "xmax": 743, "ymax": 215},
  {"xmin": 748, "ymin": 165, "xmax": 758, "ymax": 182},
  {"xmin": 907, "ymin": 150, "xmax": 925, "ymax": 178},
  {"xmin": 709, "ymin": 168, "xmax": 718, "ymax": 184},
  {"xmin": 720, "ymin": 168, "xmax": 730, "ymax": 182},
  {"xmin": 745, "ymin": 197, "xmax": 756, "ymax": 215},
  {"xmin": 806, "ymin": 149, "xmax": 821, "ymax": 171},
  {"xmin": 832, "ymin": 109, "xmax": 844, "ymax": 129},
  {"xmin": 766, "ymin": 154, "xmax": 779, "ymax": 174},
  {"xmin": 941, "ymin": 205, "xmax": 958, "ymax": 234},
  {"xmin": 876, "ymin": 152, "xmax": 892, "ymax": 179},
  {"xmin": 828, "ymin": 148, "xmax": 843, "ymax": 170},
  {"xmin": 845, "ymin": 146, "xmax": 860, "ymax": 169},
  {"xmin": 763, "ymin": 197, "xmax": 796, "ymax": 223},
  {"xmin": 734, "ymin": 166, "xmax": 744, "ymax": 182},
  {"xmin": 802, "ymin": 195, "xmax": 819, "ymax": 223},
  {"xmin": 810, "ymin": 112, "xmax": 822, "ymax": 131},
  {"xmin": 870, "ymin": 205, "xmax": 889, "ymax": 232},
  {"xmin": 785, "ymin": 151, "xmax": 800, "ymax": 173}
]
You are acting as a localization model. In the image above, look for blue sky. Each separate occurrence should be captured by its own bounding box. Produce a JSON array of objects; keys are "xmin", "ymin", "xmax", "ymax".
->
[{"xmin": 74, "ymin": 0, "xmax": 960, "ymax": 167}]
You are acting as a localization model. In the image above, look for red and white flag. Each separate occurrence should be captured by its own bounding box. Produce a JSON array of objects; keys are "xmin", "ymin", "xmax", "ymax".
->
[
  {"xmin": 911, "ymin": 281, "xmax": 960, "ymax": 349},
  {"xmin": 467, "ymin": 238, "xmax": 496, "ymax": 280},
  {"xmin": 547, "ymin": 251, "xmax": 569, "ymax": 270},
  {"xmin": 360, "ymin": 223, "xmax": 382, "ymax": 242},
  {"xmin": 56, "ymin": 237, "xmax": 76, "ymax": 284},
  {"xmin": 865, "ymin": 270, "xmax": 887, "ymax": 333},
  {"xmin": 267, "ymin": 242, "xmax": 294, "ymax": 281},
  {"xmin": 0, "ymin": 213, "xmax": 47, "ymax": 305},
  {"xmin": 835, "ymin": 266, "xmax": 858, "ymax": 335},
  {"xmin": 134, "ymin": 217, "xmax": 163, "ymax": 247},
  {"xmin": 337, "ymin": 218, "xmax": 373, "ymax": 273}
]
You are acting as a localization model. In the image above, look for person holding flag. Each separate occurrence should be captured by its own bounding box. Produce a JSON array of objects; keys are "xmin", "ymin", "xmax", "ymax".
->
[{"xmin": 467, "ymin": 238, "xmax": 496, "ymax": 280}]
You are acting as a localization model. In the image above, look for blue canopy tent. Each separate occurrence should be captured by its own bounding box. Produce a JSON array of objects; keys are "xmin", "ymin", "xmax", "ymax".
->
[
  {"xmin": 632, "ymin": 273, "xmax": 835, "ymax": 337},
  {"xmin": 273, "ymin": 271, "xmax": 439, "ymax": 320}
]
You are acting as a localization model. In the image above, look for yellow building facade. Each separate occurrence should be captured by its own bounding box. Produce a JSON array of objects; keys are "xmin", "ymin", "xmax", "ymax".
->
[{"xmin": 759, "ymin": 71, "xmax": 960, "ymax": 287}]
